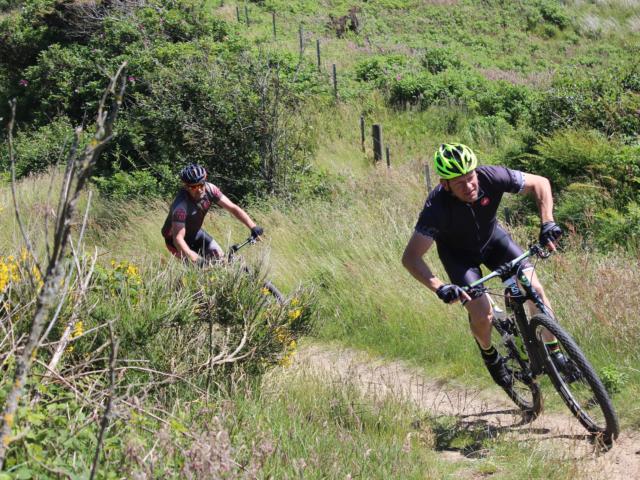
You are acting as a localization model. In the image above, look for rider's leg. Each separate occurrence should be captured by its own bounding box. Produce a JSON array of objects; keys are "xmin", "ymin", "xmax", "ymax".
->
[
  {"xmin": 193, "ymin": 230, "xmax": 223, "ymax": 260},
  {"xmin": 465, "ymin": 294, "xmax": 493, "ymax": 349}
]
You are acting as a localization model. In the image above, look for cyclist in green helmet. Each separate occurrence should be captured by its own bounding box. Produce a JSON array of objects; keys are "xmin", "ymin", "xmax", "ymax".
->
[{"xmin": 402, "ymin": 143, "xmax": 566, "ymax": 387}]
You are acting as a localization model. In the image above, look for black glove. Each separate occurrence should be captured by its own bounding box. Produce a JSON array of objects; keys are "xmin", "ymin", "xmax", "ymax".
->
[
  {"xmin": 539, "ymin": 221, "xmax": 563, "ymax": 247},
  {"xmin": 250, "ymin": 225, "xmax": 264, "ymax": 239},
  {"xmin": 436, "ymin": 284, "xmax": 466, "ymax": 304}
]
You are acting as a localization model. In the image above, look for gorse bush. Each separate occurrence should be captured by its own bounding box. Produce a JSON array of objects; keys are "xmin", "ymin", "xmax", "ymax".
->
[{"xmin": 0, "ymin": 245, "xmax": 315, "ymax": 475}]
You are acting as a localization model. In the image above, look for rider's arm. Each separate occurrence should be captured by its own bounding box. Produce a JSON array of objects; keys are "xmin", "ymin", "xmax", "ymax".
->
[
  {"xmin": 402, "ymin": 231, "xmax": 446, "ymax": 293},
  {"xmin": 172, "ymin": 224, "xmax": 199, "ymax": 262},
  {"xmin": 521, "ymin": 173, "xmax": 554, "ymax": 223},
  {"xmin": 216, "ymin": 194, "xmax": 257, "ymax": 230}
]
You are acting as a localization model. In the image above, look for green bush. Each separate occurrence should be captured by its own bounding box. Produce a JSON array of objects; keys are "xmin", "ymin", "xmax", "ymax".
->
[
  {"xmin": 0, "ymin": 116, "xmax": 73, "ymax": 177},
  {"xmin": 420, "ymin": 46, "xmax": 462, "ymax": 74},
  {"xmin": 595, "ymin": 202, "xmax": 640, "ymax": 250},
  {"xmin": 92, "ymin": 168, "xmax": 160, "ymax": 200},
  {"xmin": 2, "ymin": 0, "xmax": 323, "ymax": 201},
  {"xmin": 533, "ymin": 66, "xmax": 640, "ymax": 137},
  {"xmin": 354, "ymin": 55, "xmax": 408, "ymax": 85}
]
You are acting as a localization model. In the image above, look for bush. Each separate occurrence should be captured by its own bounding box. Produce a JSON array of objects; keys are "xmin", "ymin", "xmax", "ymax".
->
[
  {"xmin": 92, "ymin": 168, "xmax": 160, "ymax": 200},
  {"xmin": 0, "ymin": 116, "xmax": 73, "ymax": 177},
  {"xmin": 354, "ymin": 54, "xmax": 409, "ymax": 85},
  {"xmin": 3, "ymin": 0, "xmax": 323, "ymax": 201},
  {"xmin": 504, "ymin": 129, "xmax": 640, "ymax": 248},
  {"xmin": 533, "ymin": 66, "xmax": 640, "ymax": 138},
  {"xmin": 420, "ymin": 46, "xmax": 462, "ymax": 74}
]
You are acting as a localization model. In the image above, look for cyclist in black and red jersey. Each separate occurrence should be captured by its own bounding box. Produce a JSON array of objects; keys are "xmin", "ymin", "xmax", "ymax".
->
[
  {"xmin": 161, "ymin": 164, "xmax": 263, "ymax": 263},
  {"xmin": 402, "ymin": 143, "xmax": 565, "ymax": 387}
]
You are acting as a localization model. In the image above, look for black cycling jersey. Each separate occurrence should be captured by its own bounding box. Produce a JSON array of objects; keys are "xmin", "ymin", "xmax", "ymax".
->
[
  {"xmin": 415, "ymin": 165, "xmax": 524, "ymax": 255},
  {"xmin": 415, "ymin": 165, "xmax": 527, "ymax": 288},
  {"xmin": 161, "ymin": 182, "xmax": 222, "ymax": 243}
]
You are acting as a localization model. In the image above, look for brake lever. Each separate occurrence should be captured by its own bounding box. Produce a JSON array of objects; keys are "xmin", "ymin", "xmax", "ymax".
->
[{"xmin": 530, "ymin": 243, "xmax": 552, "ymax": 259}]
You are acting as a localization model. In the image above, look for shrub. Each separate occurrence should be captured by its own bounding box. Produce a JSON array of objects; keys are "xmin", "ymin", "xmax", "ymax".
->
[
  {"xmin": 92, "ymin": 168, "xmax": 160, "ymax": 200},
  {"xmin": 354, "ymin": 55, "xmax": 408, "ymax": 85},
  {"xmin": 595, "ymin": 202, "xmax": 640, "ymax": 250},
  {"xmin": 533, "ymin": 66, "xmax": 640, "ymax": 138},
  {"xmin": 420, "ymin": 46, "xmax": 462, "ymax": 75},
  {"xmin": 0, "ymin": 116, "xmax": 73, "ymax": 177}
]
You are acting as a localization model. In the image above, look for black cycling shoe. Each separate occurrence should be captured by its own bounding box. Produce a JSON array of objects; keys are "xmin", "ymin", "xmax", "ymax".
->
[
  {"xmin": 550, "ymin": 351, "xmax": 582, "ymax": 383},
  {"xmin": 485, "ymin": 356, "xmax": 514, "ymax": 388}
]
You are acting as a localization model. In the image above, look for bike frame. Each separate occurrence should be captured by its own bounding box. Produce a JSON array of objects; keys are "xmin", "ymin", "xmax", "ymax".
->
[{"xmin": 465, "ymin": 244, "xmax": 555, "ymax": 380}]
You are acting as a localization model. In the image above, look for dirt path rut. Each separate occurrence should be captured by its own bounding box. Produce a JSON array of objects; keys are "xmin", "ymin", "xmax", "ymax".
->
[{"xmin": 295, "ymin": 345, "xmax": 640, "ymax": 479}]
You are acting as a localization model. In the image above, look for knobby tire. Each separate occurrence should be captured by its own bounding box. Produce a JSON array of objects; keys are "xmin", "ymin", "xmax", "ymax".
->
[{"xmin": 530, "ymin": 313, "xmax": 619, "ymax": 444}]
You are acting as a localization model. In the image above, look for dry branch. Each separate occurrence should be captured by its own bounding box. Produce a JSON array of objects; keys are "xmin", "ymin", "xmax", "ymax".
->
[{"xmin": 0, "ymin": 63, "xmax": 128, "ymax": 468}]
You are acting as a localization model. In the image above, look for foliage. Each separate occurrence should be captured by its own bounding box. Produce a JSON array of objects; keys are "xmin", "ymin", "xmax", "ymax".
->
[
  {"xmin": 0, "ymin": 116, "xmax": 74, "ymax": 177},
  {"xmin": 2, "ymin": 0, "xmax": 323, "ymax": 201},
  {"xmin": 532, "ymin": 64, "xmax": 640, "ymax": 138}
]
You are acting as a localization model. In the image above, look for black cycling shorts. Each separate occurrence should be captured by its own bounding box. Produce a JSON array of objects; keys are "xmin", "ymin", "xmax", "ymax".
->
[
  {"xmin": 164, "ymin": 229, "xmax": 223, "ymax": 259},
  {"xmin": 437, "ymin": 228, "xmax": 531, "ymax": 294}
]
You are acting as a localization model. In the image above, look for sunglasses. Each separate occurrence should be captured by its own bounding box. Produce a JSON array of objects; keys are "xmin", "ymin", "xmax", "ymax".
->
[{"xmin": 186, "ymin": 183, "xmax": 205, "ymax": 191}]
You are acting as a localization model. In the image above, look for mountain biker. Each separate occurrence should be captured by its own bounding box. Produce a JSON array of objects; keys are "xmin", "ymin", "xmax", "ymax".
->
[
  {"xmin": 161, "ymin": 164, "xmax": 263, "ymax": 264},
  {"xmin": 402, "ymin": 143, "xmax": 566, "ymax": 388}
]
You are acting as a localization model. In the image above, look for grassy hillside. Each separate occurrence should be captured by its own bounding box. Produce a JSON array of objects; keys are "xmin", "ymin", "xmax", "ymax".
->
[{"xmin": 1, "ymin": 0, "xmax": 640, "ymax": 477}]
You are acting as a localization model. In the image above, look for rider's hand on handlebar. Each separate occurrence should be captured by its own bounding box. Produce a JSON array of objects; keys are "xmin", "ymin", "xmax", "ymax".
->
[
  {"xmin": 436, "ymin": 284, "xmax": 471, "ymax": 304},
  {"xmin": 539, "ymin": 221, "xmax": 563, "ymax": 251},
  {"xmin": 250, "ymin": 225, "xmax": 264, "ymax": 241}
]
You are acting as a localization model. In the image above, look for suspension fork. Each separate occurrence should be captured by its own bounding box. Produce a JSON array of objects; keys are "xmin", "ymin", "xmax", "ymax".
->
[{"xmin": 512, "ymin": 274, "xmax": 550, "ymax": 377}]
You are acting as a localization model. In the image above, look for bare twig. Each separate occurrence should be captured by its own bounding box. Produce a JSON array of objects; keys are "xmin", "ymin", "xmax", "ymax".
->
[
  {"xmin": 8, "ymin": 99, "xmax": 42, "ymax": 283},
  {"xmin": 0, "ymin": 63, "xmax": 128, "ymax": 468},
  {"xmin": 89, "ymin": 320, "xmax": 118, "ymax": 480}
]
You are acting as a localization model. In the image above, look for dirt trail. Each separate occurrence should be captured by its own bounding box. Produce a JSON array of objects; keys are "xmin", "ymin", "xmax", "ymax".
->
[{"xmin": 295, "ymin": 344, "xmax": 640, "ymax": 479}]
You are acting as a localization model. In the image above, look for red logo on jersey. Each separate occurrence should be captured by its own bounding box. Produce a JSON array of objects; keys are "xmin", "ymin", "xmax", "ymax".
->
[
  {"xmin": 173, "ymin": 208, "xmax": 187, "ymax": 222},
  {"xmin": 480, "ymin": 197, "xmax": 490, "ymax": 207}
]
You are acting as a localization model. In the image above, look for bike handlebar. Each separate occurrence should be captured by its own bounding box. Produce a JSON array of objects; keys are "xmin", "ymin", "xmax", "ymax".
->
[
  {"xmin": 228, "ymin": 236, "xmax": 257, "ymax": 258},
  {"xmin": 464, "ymin": 242, "xmax": 550, "ymax": 292}
]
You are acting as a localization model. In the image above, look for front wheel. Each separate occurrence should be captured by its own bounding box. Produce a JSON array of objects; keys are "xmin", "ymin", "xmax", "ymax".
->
[
  {"xmin": 531, "ymin": 313, "xmax": 619, "ymax": 444},
  {"xmin": 491, "ymin": 318, "xmax": 542, "ymax": 420}
]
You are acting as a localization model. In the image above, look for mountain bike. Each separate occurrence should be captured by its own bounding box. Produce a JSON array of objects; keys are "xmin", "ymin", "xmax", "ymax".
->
[
  {"xmin": 462, "ymin": 243, "xmax": 619, "ymax": 444},
  {"xmin": 226, "ymin": 236, "xmax": 284, "ymax": 303}
]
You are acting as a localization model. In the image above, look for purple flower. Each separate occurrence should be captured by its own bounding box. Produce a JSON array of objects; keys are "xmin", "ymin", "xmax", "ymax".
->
[
  {"xmin": 127, "ymin": 76, "xmax": 136, "ymax": 83},
  {"xmin": 18, "ymin": 79, "xmax": 28, "ymax": 87},
  {"xmin": 396, "ymin": 74, "xmax": 402, "ymax": 81}
]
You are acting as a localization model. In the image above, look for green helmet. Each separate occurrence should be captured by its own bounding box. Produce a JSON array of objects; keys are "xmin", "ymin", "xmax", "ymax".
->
[{"xmin": 434, "ymin": 143, "xmax": 478, "ymax": 179}]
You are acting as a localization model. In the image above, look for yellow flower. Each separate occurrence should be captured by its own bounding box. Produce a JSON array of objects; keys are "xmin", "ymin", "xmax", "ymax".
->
[
  {"xmin": 20, "ymin": 247, "xmax": 28, "ymax": 262},
  {"xmin": 290, "ymin": 298, "xmax": 300, "ymax": 306},
  {"xmin": 261, "ymin": 287, "xmax": 271, "ymax": 296},
  {"xmin": 288, "ymin": 309, "xmax": 302, "ymax": 321},
  {"xmin": 72, "ymin": 321, "xmax": 84, "ymax": 338},
  {"xmin": 274, "ymin": 326, "xmax": 289, "ymax": 343}
]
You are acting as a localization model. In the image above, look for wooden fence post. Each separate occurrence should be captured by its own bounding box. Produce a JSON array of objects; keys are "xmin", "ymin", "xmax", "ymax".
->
[
  {"xmin": 385, "ymin": 146, "xmax": 390, "ymax": 168},
  {"xmin": 359, "ymin": 116, "xmax": 365, "ymax": 152},
  {"xmin": 272, "ymin": 12, "xmax": 276, "ymax": 39},
  {"xmin": 245, "ymin": 4, "xmax": 250, "ymax": 25},
  {"xmin": 316, "ymin": 39, "xmax": 321, "ymax": 71},
  {"xmin": 372, "ymin": 124, "xmax": 382, "ymax": 163},
  {"xmin": 425, "ymin": 163, "xmax": 432, "ymax": 191},
  {"xmin": 332, "ymin": 64, "xmax": 338, "ymax": 98},
  {"xmin": 299, "ymin": 25, "xmax": 304, "ymax": 56},
  {"xmin": 236, "ymin": 6, "xmax": 240, "ymax": 22}
]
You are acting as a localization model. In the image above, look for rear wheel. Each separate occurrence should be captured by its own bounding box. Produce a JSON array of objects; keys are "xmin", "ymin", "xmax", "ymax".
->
[
  {"xmin": 531, "ymin": 313, "xmax": 619, "ymax": 444},
  {"xmin": 491, "ymin": 318, "xmax": 542, "ymax": 420}
]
